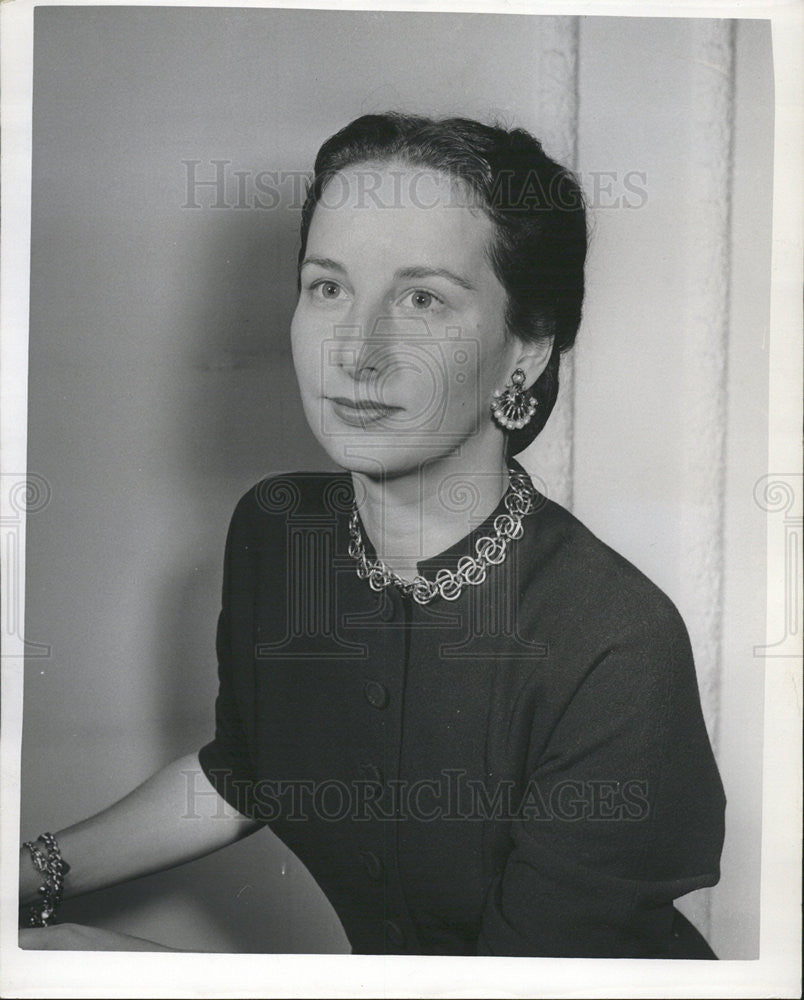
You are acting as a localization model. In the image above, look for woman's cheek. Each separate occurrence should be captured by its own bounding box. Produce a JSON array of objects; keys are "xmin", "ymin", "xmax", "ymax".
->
[{"xmin": 290, "ymin": 324, "xmax": 318, "ymax": 392}]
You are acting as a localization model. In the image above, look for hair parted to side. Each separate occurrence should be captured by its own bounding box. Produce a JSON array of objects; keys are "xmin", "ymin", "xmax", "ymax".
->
[{"xmin": 298, "ymin": 112, "xmax": 587, "ymax": 455}]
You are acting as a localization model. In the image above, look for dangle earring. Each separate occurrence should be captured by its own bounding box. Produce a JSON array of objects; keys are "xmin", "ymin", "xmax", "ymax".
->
[{"xmin": 491, "ymin": 368, "xmax": 537, "ymax": 430}]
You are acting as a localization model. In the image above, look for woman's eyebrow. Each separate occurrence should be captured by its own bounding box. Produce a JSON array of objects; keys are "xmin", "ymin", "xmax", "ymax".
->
[
  {"xmin": 300, "ymin": 258, "xmax": 475, "ymax": 292},
  {"xmin": 300, "ymin": 256, "xmax": 346, "ymax": 273},
  {"xmin": 394, "ymin": 265, "xmax": 475, "ymax": 291}
]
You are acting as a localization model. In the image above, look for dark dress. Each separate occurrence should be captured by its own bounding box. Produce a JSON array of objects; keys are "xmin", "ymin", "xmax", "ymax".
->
[{"xmin": 198, "ymin": 459, "xmax": 725, "ymax": 957}]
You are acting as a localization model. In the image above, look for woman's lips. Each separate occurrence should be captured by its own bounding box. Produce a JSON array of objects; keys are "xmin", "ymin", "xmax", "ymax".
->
[{"xmin": 328, "ymin": 397, "xmax": 401, "ymax": 426}]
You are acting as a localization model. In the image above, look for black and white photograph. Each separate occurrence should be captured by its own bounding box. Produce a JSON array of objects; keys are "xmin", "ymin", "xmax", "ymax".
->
[{"xmin": 0, "ymin": 1, "xmax": 800, "ymax": 997}]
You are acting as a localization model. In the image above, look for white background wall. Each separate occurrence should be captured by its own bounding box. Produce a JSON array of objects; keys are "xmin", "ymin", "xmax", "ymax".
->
[{"xmin": 20, "ymin": 8, "xmax": 772, "ymax": 958}]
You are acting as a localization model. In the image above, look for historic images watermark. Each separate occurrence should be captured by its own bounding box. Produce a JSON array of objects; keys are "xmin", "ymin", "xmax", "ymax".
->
[
  {"xmin": 182, "ymin": 768, "xmax": 650, "ymax": 824},
  {"xmin": 181, "ymin": 161, "xmax": 649, "ymax": 212}
]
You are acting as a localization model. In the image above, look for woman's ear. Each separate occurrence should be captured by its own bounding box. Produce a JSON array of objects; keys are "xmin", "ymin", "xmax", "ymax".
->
[{"xmin": 514, "ymin": 336, "xmax": 555, "ymax": 390}]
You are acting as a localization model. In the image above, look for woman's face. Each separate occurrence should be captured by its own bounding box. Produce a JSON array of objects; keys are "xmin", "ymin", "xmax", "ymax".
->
[{"xmin": 290, "ymin": 162, "xmax": 522, "ymax": 479}]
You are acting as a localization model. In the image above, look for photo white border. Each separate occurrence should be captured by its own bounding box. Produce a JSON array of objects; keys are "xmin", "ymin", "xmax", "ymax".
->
[{"xmin": 1, "ymin": 1, "xmax": 800, "ymax": 996}]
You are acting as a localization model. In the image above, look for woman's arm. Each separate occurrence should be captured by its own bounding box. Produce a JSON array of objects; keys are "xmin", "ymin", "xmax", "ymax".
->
[
  {"xmin": 20, "ymin": 752, "xmax": 262, "ymax": 908},
  {"xmin": 18, "ymin": 924, "xmax": 184, "ymax": 952}
]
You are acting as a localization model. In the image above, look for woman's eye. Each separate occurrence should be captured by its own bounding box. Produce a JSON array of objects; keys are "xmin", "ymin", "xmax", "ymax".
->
[
  {"xmin": 403, "ymin": 289, "xmax": 441, "ymax": 310},
  {"xmin": 312, "ymin": 281, "xmax": 343, "ymax": 300}
]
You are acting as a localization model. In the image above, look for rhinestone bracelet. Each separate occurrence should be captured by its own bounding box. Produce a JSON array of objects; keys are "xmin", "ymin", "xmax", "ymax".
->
[{"xmin": 22, "ymin": 832, "xmax": 68, "ymax": 927}]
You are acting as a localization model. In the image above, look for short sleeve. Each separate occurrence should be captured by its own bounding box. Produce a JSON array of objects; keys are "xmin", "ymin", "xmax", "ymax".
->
[
  {"xmin": 478, "ymin": 602, "xmax": 726, "ymax": 957},
  {"xmin": 197, "ymin": 494, "xmax": 263, "ymax": 820}
]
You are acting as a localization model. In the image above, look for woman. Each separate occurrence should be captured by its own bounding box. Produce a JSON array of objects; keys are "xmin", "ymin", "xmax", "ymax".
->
[{"xmin": 20, "ymin": 113, "xmax": 725, "ymax": 957}]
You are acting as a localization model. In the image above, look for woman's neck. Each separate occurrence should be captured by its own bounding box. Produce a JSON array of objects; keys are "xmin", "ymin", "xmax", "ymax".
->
[{"xmin": 350, "ymin": 451, "xmax": 511, "ymax": 582}]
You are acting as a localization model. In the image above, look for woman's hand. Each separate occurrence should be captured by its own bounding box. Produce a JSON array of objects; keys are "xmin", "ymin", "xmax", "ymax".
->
[{"xmin": 19, "ymin": 923, "xmax": 181, "ymax": 952}]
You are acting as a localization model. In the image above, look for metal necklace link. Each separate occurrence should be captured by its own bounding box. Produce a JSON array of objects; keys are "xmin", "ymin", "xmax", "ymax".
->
[{"xmin": 347, "ymin": 469, "xmax": 536, "ymax": 605}]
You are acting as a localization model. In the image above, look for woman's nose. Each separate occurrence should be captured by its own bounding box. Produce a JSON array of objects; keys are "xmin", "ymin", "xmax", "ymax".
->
[
  {"xmin": 329, "ymin": 303, "xmax": 393, "ymax": 382},
  {"xmin": 328, "ymin": 324, "xmax": 382, "ymax": 383},
  {"xmin": 331, "ymin": 311, "xmax": 432, "ymax": 382}
]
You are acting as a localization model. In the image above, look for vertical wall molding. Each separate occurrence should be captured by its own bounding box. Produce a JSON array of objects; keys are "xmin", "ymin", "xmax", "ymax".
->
[
  {"xmin": 523, "ymin": 15, "xmax": 579, "ymax": 508},
  {"xmin": 681, "ymin": 19, "xmax": 736, "ymax": 747},
  {"xmin": 675, "ymin": 19, "xmax": 736, "ymax": 943}
]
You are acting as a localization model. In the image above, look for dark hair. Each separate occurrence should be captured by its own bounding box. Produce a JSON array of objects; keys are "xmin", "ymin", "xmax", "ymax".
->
[{"xmin": 298, "ymin": 112, "xmax": 587, "ymax": 455}]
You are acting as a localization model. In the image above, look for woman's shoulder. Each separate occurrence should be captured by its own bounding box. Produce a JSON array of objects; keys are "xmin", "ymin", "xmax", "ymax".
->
[
  {"xmin": 525, "ymin": 493, "xmax": 689, "ymax": 645},
  {"xmin": 229, "ymin": 468, "xmax": 351, "ymax": 529}
]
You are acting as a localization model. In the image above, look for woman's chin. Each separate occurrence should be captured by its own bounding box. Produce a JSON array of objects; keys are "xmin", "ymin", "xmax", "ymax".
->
[{"xmin": 311, "ymin": 434, "xmax": 442, "ymax": 479}]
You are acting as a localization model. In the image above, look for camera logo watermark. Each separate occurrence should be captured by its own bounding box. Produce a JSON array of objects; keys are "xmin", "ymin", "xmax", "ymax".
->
[{"xmin": 319, "ymin": 319, "xmax": 481, "ymax": 440}]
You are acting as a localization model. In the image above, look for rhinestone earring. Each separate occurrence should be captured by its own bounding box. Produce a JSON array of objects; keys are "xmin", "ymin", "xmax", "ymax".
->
[{"xmin": 491, "ymin": 368, "xmax": 537, "ymax": 430}]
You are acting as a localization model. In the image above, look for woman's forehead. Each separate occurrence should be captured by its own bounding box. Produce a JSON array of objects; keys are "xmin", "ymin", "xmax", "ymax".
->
[
  {"xmin": 318, "ymin": 160, "xmax": 469, "ymax": 210},
  {"xmin": 309, "ymin": 162, "xmax": 495, "ymax": 269}
]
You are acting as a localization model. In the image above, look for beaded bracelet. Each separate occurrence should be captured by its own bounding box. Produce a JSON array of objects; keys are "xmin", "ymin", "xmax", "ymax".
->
[{"xmin": 22, "ymin": 832, "xmax": 69, "ymax": 927}]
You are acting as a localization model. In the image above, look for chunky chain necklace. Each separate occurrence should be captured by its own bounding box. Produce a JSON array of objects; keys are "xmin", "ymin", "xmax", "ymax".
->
[{"xmin": 347, "ymin": 468, "xmax": 537, "ymax": 605}]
